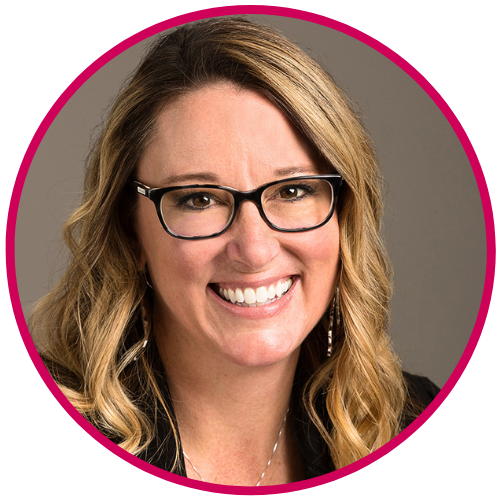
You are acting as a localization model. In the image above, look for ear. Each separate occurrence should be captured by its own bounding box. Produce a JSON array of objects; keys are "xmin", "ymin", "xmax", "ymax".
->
[
  {"xmin": 128, "ymin": 230, "xmax": 147, "ymax": 271},
  {"xmin": 135, "ymin": 241, "xmax": 147, "ymax": 271},
  {"xmin": 126, "ymin": 210, "xmax": 147, "ymax": 271}
]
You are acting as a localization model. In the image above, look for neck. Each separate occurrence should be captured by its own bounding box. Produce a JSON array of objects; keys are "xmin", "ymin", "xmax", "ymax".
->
[
  {"xmin": 157, "ymin": 326, "xmax": 298, "ymax": 432},
  {"xmin": 155, "ymin": 322, "xmax": 301, "ymax": 485}
]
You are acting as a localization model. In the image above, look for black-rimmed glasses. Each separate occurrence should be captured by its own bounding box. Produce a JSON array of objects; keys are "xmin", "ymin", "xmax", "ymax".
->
[{"xmin": 133, "ymin": 174, "xmax": 343, "ymax": 240}]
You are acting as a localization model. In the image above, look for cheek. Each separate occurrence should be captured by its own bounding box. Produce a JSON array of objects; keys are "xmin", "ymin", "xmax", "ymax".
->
[
  {"xmin": 135, "ymin": 206, "xmax": 219, "ymax": 292},
  {"xmin": 299, "ymin": 216, "xmax": 339, "ymax": 265},
  {"xmin": 296, "ymin": 218, "xmax": 340, "ymax": 296}
]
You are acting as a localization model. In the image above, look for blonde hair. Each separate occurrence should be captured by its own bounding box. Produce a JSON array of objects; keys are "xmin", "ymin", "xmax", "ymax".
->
[{"xmin": 30, "ymin": 17, "xmax": 405, "ymax": 471}]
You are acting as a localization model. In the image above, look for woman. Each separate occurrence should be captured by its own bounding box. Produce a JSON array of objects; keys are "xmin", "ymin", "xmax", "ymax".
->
[{"xmin": 30, "ymin": 17, "xmax": 439, "ymax": 485}]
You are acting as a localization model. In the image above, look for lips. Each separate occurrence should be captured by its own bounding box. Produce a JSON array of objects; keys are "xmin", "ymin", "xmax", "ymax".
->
[{"xmin": 213, "ymin": 277, "xmax": 294, "ymax": 307}]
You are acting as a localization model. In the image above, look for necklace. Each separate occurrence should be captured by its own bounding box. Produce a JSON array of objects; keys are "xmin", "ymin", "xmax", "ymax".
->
[{"xmin": 183, "ymin": 407, "xmax": 289, "ymax": 486}]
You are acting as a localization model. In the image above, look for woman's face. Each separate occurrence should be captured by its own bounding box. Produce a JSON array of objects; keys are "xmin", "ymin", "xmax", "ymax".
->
[{"xmin": 135, "ymin": 83, "xmax": 340, "ymax": 367}]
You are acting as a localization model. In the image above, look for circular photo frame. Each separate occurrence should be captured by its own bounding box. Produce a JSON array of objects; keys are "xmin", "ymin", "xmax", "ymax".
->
[{"xmin": 7, "ymin": 5, "xmax": 495, "ymax": 495}]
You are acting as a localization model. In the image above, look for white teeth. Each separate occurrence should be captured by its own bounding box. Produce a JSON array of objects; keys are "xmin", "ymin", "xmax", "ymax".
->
[
  {"xmin": 243, "ymin": 288, "xmax": 257, "ymax": 304},
  {"xmin": 256, "ymin": 286, "xmax": 268, "ymax": 303},
  {"xmin": 235, "ymin": 288, "xmax": 244, "ymax": 302},
  {"xmin": 216, "ymin": 278, "xmax": 293, "ymax": 306}
]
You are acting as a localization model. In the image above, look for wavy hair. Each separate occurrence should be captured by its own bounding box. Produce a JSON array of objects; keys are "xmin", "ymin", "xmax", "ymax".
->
[{"xmin": 30, "ymin": 17, "xmax": 406, "ymax": 471}]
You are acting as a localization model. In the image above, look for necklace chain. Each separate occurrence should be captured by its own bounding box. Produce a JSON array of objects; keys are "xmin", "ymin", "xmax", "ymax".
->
[{"xmin": 182, "ymin": 407, "xmax": 289, "ymax": 486}]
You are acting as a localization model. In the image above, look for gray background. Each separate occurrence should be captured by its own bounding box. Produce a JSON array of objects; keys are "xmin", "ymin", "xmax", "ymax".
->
[{"xmin": 15, "ymin": 15, "xmax": 486, "ymax": 388}]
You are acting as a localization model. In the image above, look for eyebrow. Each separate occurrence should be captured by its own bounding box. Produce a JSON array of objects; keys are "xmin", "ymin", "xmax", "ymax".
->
[
  {"xmin": 160, "ymin": 165, "xmax": 318, "ymax": 186},
  {"xmin": 160, "ymin": 172, "xmax": 221, "ymax": 185},
  {"xmin": 273, "ymin": 165, "xmax": 319, "ymax": 177}
]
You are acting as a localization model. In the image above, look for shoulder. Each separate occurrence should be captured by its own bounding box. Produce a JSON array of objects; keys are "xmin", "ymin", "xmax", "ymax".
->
[
  {"xmin": 404, "ymin": 371, "xmax": 440, "ymax": 403},
  {"xmin": 401, "ymin": 371, "xmax": 440, "ymax": 430}
]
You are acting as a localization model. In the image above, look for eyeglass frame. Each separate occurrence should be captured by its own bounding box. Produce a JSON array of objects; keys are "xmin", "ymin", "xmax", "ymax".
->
[{"xmin": 132, "ymin": 174, "xmax": 343, "ymax": 240}]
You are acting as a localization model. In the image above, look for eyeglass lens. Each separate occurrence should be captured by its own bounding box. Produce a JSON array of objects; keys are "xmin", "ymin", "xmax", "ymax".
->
[{"xmin": 160, "ymin": 178, "xmax": 334, "ymax": 238}]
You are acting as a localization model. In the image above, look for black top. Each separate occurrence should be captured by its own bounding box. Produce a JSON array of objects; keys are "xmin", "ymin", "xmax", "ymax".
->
[{"xmin": 135, "ymin": 362, "xmax": 440, "ymax": 479}]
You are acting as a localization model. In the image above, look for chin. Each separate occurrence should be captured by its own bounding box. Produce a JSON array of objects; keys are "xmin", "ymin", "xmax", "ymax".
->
[{"xmin": 219, "ymin": 330, "xmax": 301, "ymax": 368}]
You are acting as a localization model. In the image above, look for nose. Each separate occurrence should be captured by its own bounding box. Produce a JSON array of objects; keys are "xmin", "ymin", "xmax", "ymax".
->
[{"xmin": 224, "ymin": 200, "xmax": 280, "ymax": 270}]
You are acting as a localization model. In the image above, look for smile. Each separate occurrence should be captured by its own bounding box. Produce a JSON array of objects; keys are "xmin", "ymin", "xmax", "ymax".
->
[{"xmin": 215, "ymin": 278, "xmax": 293, "ymax": 307}]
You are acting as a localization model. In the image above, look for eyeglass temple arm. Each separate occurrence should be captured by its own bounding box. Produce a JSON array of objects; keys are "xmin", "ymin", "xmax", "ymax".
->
[{"xmin": 133, "ymin": 181, "xmax": 152, "ymax": 198}]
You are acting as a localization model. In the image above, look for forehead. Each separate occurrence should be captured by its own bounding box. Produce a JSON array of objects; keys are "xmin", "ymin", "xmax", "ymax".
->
[{"xmin": 137, "ymin": 83, "xmax": 319, "ymax": 188}]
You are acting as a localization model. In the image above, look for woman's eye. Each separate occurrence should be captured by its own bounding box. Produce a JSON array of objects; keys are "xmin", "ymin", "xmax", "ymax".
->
[
  {"xmin": 190, "ymin": 195, "xmax": 212, "ymax": 207},
  {"xmin": 279, "ymin": 186, "xmax": 306, "ymax": 199},
  {"xmin": 175, "ymin": 192, "xmax": 217, "ymax": 210}
]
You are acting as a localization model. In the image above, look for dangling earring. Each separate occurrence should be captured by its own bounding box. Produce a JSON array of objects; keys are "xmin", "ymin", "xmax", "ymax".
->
[
  {"xmin": 327, "ymin": 286, "xmax": 340, "ymax": 357},
  {"xmin": 134, "ymin": 300, "xmax": 151, "ymax": 361},
  {"xmin": 144, "ymin": 263, "xmax": 154, "ymax": 290},
  {"xmin": 327, "ymin": 306, "xmax": 334, "ymax": 357}
]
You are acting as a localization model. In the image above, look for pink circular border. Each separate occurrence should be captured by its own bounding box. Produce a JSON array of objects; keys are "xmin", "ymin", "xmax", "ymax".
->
[{"xmin": 6, "ymin": 5, "xmax": 495, "ymax": 496}]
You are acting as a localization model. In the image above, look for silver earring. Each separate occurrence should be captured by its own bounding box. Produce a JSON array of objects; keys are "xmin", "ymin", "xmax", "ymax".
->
[
  {"xmin": 134, "ymin": 301, "xmax": 151, "ymax": 361},
  {"xmin": 327, "ymin": 307, "xmax": 334, "ymax": 357},
  {"xmin": 144, "ymin": 264, "xmax": 154, "ymax": 289},
  {"xmin": 327, "ymin": 286, "xmax": 340, "ymax": 357}
]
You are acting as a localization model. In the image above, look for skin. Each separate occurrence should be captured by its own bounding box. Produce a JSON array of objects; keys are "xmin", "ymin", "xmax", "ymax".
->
[{"xmin": 134, "ymin": 83, "xmax": 340, "ymax": 485}]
